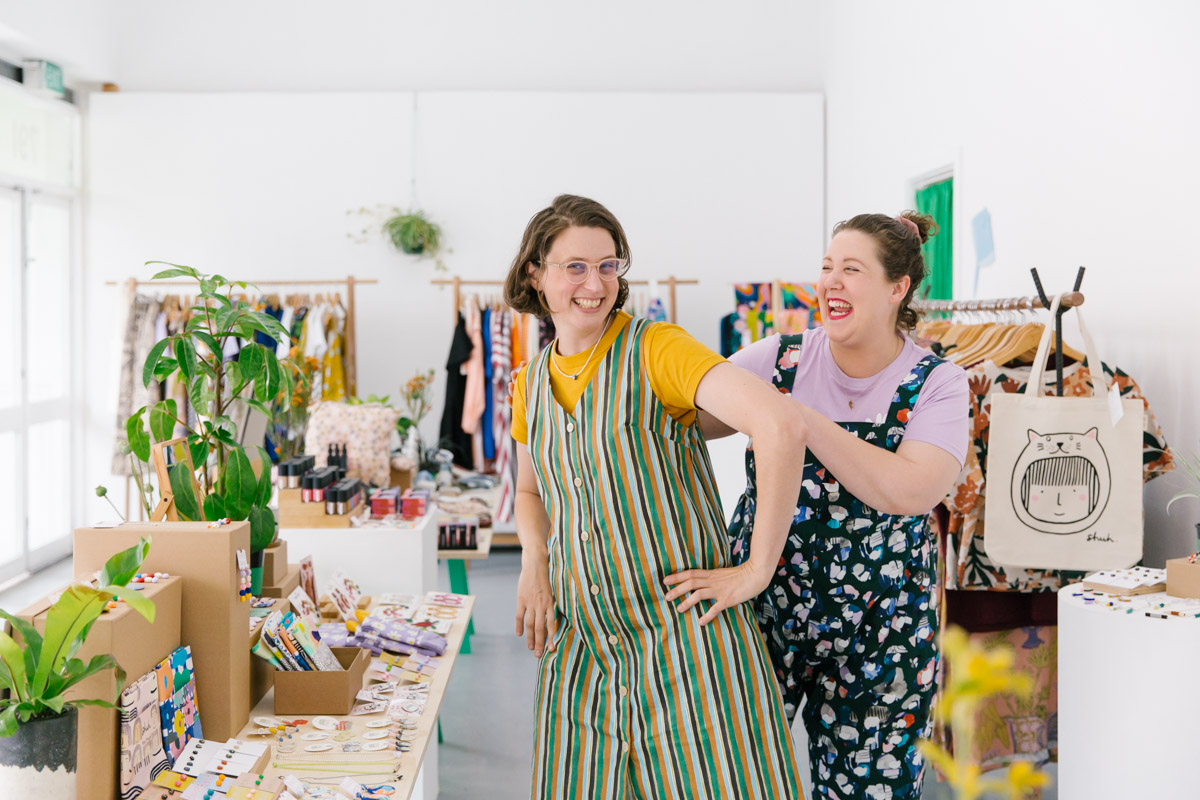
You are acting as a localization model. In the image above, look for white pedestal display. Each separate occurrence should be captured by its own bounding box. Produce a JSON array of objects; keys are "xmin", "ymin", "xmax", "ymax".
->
[{"xmin": 1058, "ymin": 584, "xmax": 1200, "ymax": 800}]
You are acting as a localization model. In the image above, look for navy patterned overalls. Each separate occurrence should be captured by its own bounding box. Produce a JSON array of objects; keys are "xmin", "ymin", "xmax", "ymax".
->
[{"xmin": 729, "ymin": 333, "xmax": 943, "ymax": 800}]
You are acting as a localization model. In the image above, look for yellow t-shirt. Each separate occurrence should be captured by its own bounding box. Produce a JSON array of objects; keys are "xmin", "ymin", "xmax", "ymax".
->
[{"xmin": 511, "ymin": 312, "xmax": 725, "ymax": 444}]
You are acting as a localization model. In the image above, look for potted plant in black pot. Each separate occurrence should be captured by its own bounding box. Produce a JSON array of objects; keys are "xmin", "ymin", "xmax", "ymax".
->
[
  {"xmin": 123, "ymin": 263, "xmax": 304, "ymax": 591},
  {"xmin": 0, "ymin": 537, "xmax": 154, "ymax": 798}
]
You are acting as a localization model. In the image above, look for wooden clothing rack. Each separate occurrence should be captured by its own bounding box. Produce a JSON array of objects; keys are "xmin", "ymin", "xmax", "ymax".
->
[
  {"xmin": 913, "ymin": 266, "xmax": 1087, "ymax": 396},
  {"xmin": 107, "ymin": 275, "xmax": 377, "ymax": 396},
  {"xmin": 431, "ymin": 275, "xmax": 698, "ymax": 324}
]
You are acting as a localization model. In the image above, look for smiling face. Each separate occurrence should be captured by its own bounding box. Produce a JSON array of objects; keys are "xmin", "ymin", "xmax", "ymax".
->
[
  {"xmin": 528, "ymin": 225, "xmax": 620, "ymax": 348},
  {"xmin": 818, "ymin": 230, "xmax": 910, "ymax": 348}
]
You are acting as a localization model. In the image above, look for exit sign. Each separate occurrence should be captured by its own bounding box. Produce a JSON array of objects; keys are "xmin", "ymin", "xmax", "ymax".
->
[{"xmin": 22, "ymin": 60, "xmax": 65, "ymax": 97}]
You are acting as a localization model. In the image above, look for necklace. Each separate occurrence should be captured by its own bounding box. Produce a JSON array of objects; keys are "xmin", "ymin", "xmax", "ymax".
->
[{"xmin": 551, "ymin": 315, "xmax": 613, "ymax": 381}]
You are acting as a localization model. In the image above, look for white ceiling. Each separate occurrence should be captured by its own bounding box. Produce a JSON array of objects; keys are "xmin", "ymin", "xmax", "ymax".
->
[{"xmin": 0, "ymin": 0, "xmax": 823, "ymax": 93}]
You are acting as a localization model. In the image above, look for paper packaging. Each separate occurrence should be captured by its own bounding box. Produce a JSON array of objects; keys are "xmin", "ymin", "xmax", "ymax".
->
[
  {"xmin": 16, "ymin": 577, "xmax": 182, "ymax": 800},
  {"xmin": 250, "ymin": 597, "xmax": 290, "ymax": 706},
  {"xmin": 1166, "ymin": 558, "xmax": 1200, "ymax": 599},
  {"xmin": 273, "ymin": 647, "xmax": 368, "ymax": 715},
  {"xmin": 72, "ymin": 521, "xmax": 252, "ymax": 742},
  {"xmin": 259, "ymin": 563, "xmax": 301, "ymax": 598},
  {"xmin": 262, "ymin": 539, "xmax": 289, "ymax": 586}
]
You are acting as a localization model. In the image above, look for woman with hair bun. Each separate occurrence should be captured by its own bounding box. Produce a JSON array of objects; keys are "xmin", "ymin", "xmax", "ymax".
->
[{"xmin": 680, "ymin": 212, "xmax": 969, "ymax": 799}]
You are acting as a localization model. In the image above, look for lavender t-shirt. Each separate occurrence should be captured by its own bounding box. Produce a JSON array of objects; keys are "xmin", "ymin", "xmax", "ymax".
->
[{"xmin": 730, "ymin": 327, "xmax": 969, "ymax": 465}]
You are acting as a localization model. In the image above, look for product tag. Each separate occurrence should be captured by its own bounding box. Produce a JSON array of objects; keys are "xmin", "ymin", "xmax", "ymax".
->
[
  {"xmin": 339, "ymin": 777, "xmax": 365, "ymax": 794},
  {"xmin": 1108, "ymin": 382, "xmax": 1124, "ymax": 426},
  {"xmin": 283, "ymin": 775, "xmax": 306, "ymax": 795}
]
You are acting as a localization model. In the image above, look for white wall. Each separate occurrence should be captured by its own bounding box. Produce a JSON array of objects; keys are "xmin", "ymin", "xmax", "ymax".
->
[
  {"xmin": 817, "ymin": 0, "xmax": 1200, "ymax": 564},
  {"xmin": 84, "ymin": 91, "xmax": 823, "ymax": 516}
]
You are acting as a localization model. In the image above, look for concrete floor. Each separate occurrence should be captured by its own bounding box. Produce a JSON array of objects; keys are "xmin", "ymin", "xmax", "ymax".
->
[{"xmin": 1, "ymin": 552, "xmax": 1057, "ymax": 799}]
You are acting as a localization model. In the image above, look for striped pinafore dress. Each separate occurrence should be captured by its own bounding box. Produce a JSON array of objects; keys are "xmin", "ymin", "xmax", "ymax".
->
[{"xmin": 526, "ymin": 317, "xmax": 804, "ymax": 800}]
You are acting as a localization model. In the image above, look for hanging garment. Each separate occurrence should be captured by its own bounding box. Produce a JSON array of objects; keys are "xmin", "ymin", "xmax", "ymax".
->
[
  {"xmin": 277, "ymin": 306, "xmax": 295, "ymax": 359},
  {"xmin": 438, "ymin": 313, "xmax": 475, "ymax": 468},
  {"xmin": 538, "ymin": 316, "xmax": 556, "ymax": 350},
  {"xmin": 481, "ymin": 307, "xmax": 495, "ymax": 462},
  {"xmin": 728, "ymin": 333, "xmax": 943, "ymax": 800},
  {"xmin": 461, "ymin": 301, "xmax": 486, "ymax": 435},
  {"xmin": 491, "ymin": 310, "xmax": 515, "ymax": 524},
  {"xmin": 945, "ymin": 358, "xmax": 1173, "ymax": 593},
  {"xmin": 113, "ymin": 294, "xmax": 162, "ymax": 474},
  {"xmin": 525, "ymin": 318, "xmax": 802, "ymax": 800},
  {"xmin": 321, "ymin": 331, "xmax": 347, "ymax": 402}
]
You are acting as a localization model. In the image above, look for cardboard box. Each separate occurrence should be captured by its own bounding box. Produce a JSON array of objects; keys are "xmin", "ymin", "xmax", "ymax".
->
[
  {"xmin": 390, "ymin": 465, "xmax": 414, "ymax": 492},
  {"xmin": 73, "ymin": 522, "xmax": 252, "ymax": 742},
  {"xmin": 249, "ymin": 598, "xmax": 290, "ymax": 707},
  {"xmin": 17, "ymin": 577, "xmax": 182, "ymax": 800},
  {"xmin": 273, "ymin": 647, "xmax": 369, "ymax": 715},
  {"xmin": 262, "ymin": 540, "xmax": 288, "ymax": 586},
  {"xmin": 1167, "ymin": 558, "xmax": 1200, "ymax": 598},
  {"xmin": 259, "ymin": 563, "xmax": 301, "ymax": 598}
]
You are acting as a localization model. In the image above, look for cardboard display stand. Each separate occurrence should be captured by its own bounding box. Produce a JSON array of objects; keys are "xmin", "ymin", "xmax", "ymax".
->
[
  {"xmin": 262, "ymin": 540, "xmax": 288, "ymax": 586},
  {"xmin": 73, "ymin": 522, "xmax": 252, "ymax": 742},
  {"xmin": 258, "ymin": 563, "xmax": 301, "ymax": 599},
  {"xmin": 1166, "ymin": 558, "xmax": 1200, "ymax": 598},
  {"xmin": 17, "ymin": 577, "xmax": 182, "ymax": 800}
]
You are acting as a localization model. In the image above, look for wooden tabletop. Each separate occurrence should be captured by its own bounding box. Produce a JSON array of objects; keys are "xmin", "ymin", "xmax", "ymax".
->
[
  {"xmin": 236, "ymin": 595, "xmax": 475, "ymax": 799},
  {"xmin": 438, "ymin": 524, "xmax": 493, "ymax": 561}
]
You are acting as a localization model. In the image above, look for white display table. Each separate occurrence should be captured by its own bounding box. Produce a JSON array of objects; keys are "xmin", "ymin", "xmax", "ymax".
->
[
  {"xmin": 1058, "ymin": 583, "xmax": 1200, "ymax": 800},
  {"xmin": 279, "ymin": 513, "xmax": 437, "ymax": 597}
]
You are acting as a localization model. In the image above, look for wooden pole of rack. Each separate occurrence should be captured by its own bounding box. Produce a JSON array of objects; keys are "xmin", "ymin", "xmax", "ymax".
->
[{"xmin": 345, "ymin": 275, "xmax": 358, "ymax": 396}]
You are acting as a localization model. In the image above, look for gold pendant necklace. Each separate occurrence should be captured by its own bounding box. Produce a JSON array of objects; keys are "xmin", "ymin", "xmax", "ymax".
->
[{"xmin": 551, "ymin": 315, "xmax": 613, "ymax": 381}]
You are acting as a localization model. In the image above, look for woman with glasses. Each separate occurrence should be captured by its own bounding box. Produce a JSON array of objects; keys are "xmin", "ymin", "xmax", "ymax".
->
[
  {"xmin": 685, "ymin": 212, "xmax": 968, "ymax": 799},
  {"xmin": 505, "ymin": 195, "xmax": 807, "ymax": 799}
]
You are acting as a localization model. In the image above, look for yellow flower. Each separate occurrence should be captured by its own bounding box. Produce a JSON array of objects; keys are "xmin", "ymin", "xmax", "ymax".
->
[{"xmin": 1005, "ymin": 761, "xmax": 1050, "ymax": 799}]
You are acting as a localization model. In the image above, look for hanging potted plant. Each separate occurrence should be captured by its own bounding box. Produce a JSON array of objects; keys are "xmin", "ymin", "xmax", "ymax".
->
[
  {"xmin": 0, "ymin": 538, "xmax": 155, "ymax": 797},
  {"xmin": 347, "ymin": 204, "xmax": 448, "ymax": 270},
  {"xmin": 123, "ymin": 263, "xmax": 305, "ymax": 591}
]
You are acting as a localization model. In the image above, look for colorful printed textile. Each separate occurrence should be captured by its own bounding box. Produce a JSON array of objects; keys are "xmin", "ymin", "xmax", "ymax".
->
[
  {"xmin": 119, "ymin": 670, "xmax": 170, "ymax": 799},
  {"xmin": 153, "ymin": 645, "xmax": 202, "ymax": 764}
]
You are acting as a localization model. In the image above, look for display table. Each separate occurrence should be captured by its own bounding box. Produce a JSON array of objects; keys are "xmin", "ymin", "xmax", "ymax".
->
[
  {"xmin": 1058, "ymin": 583, "xmax": 1200, "ymax": 800},
  {"xmin": 237, "ymin": 595, "xmax": 474, "ymax": 800},
  {"xmin": 280, "ymin": 513, "xmax": 437, "ymax": 596},
  {"xmin": 438, "ymin": 526, "xmax": 492, "ymax": 654}
]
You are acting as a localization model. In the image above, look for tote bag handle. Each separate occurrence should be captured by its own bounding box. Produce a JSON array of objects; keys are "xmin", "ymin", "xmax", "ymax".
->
[{"xmin": 1024, "ymin": 292, "xmax": 1107, "ymax": 401}]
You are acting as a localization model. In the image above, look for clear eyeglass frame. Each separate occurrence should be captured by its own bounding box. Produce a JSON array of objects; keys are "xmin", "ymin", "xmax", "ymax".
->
[{"xmin": 542, "ymin": 257, "xmax": 630, "ymax": 284}]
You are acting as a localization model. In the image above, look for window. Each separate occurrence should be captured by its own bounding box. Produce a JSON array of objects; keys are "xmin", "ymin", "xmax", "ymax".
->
[{"xmin": 0, "ymin": 81, "xmax": 80, "ymax": 582}]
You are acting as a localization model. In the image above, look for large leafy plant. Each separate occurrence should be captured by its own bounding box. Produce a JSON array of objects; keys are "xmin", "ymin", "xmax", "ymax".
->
[
  {"xmin": 0, "ymin": 537, "xmax": 155, "ymax": 736},
  {"xmin": 125, "ymin": 263, "xmax": 301, "ymax": 553}
]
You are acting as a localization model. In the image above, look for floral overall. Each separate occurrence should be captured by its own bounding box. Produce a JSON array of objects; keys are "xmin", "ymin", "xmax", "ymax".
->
[{"xmin": 729, "ymin": 334, "xmax": 942, "ymax": 800}]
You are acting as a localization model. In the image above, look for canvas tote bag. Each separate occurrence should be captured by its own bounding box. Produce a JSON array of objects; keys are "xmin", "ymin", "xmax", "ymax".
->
[{"xmin": 984, "ymin": 293, "xmax": 1144, "ymax": 571}]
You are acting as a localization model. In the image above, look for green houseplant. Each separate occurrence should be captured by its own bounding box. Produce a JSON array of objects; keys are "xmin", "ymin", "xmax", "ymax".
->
[
  {"xmin": 124, "ymin": 263, "xmax": 302, "ymax": 579},
  {"xmin": 0, "ymin": 537, "xmax": 154, "ymax": 796},
  {"xmin": 348, "ymin": 204, "xmax": 447, "ymax": 270}
]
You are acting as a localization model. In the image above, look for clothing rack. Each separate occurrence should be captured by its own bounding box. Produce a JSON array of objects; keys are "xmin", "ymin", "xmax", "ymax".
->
[
  {"xmin": 912, "ymin": 267, "xmax": 1087, "ymax": 396},
  {"xmin": 106, "ymin": 275, "xmax": 376, "ymax": 396},
  {"xmin": 431, "ymin": 275, "xmax": 697, "ymax": 324}
]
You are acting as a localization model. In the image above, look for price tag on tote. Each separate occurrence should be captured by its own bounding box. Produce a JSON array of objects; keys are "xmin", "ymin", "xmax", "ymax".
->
[{"xmin": 1108, "ymin": 382, "xmax": 1125, "ymax": 426}]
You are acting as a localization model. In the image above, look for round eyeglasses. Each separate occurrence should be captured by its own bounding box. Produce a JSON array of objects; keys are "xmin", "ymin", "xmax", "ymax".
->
[{"xmin": 542, "ymin": 257, "xmax": 630, "ymax": 284}]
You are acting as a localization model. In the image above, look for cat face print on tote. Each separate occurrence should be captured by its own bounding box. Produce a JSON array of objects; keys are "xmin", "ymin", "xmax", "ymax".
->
[{"xmin": 1011, "ymin": 428, "xmax": 1111, "ymax": 534}]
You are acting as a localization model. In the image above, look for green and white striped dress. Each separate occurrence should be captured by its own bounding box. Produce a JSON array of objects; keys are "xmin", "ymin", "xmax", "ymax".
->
[{"xmin": 526, "ymin": 317, "xmax": 803, "ymax": 800}]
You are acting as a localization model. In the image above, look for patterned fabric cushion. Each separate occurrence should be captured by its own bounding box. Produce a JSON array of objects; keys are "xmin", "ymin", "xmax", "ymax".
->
[{"xmin": 305, "ymin": 402, "xmax": 399, "ymax": 486}]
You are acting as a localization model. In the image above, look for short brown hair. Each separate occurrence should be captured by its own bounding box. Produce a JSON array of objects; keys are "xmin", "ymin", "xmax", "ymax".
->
[
  {"xmin": 831, "ymin": 211, "xmax": 938, "ymax": 332},
  {"xmin": 504, "ymin": 194, "xmax": 631, "ymax": 319}
]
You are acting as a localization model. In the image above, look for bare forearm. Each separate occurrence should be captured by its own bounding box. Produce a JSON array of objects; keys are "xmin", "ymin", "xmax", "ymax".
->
[
  {"xmin": 515, "ymin": 490, "xmax": 551, "ymax": 564},
  {"xmin": 799, "ymin": 406, "xmax": 950, "ymax": 515},
  {"xmin": 741, "ymin": 419, "xmax": 806, "ymax": 587}
]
